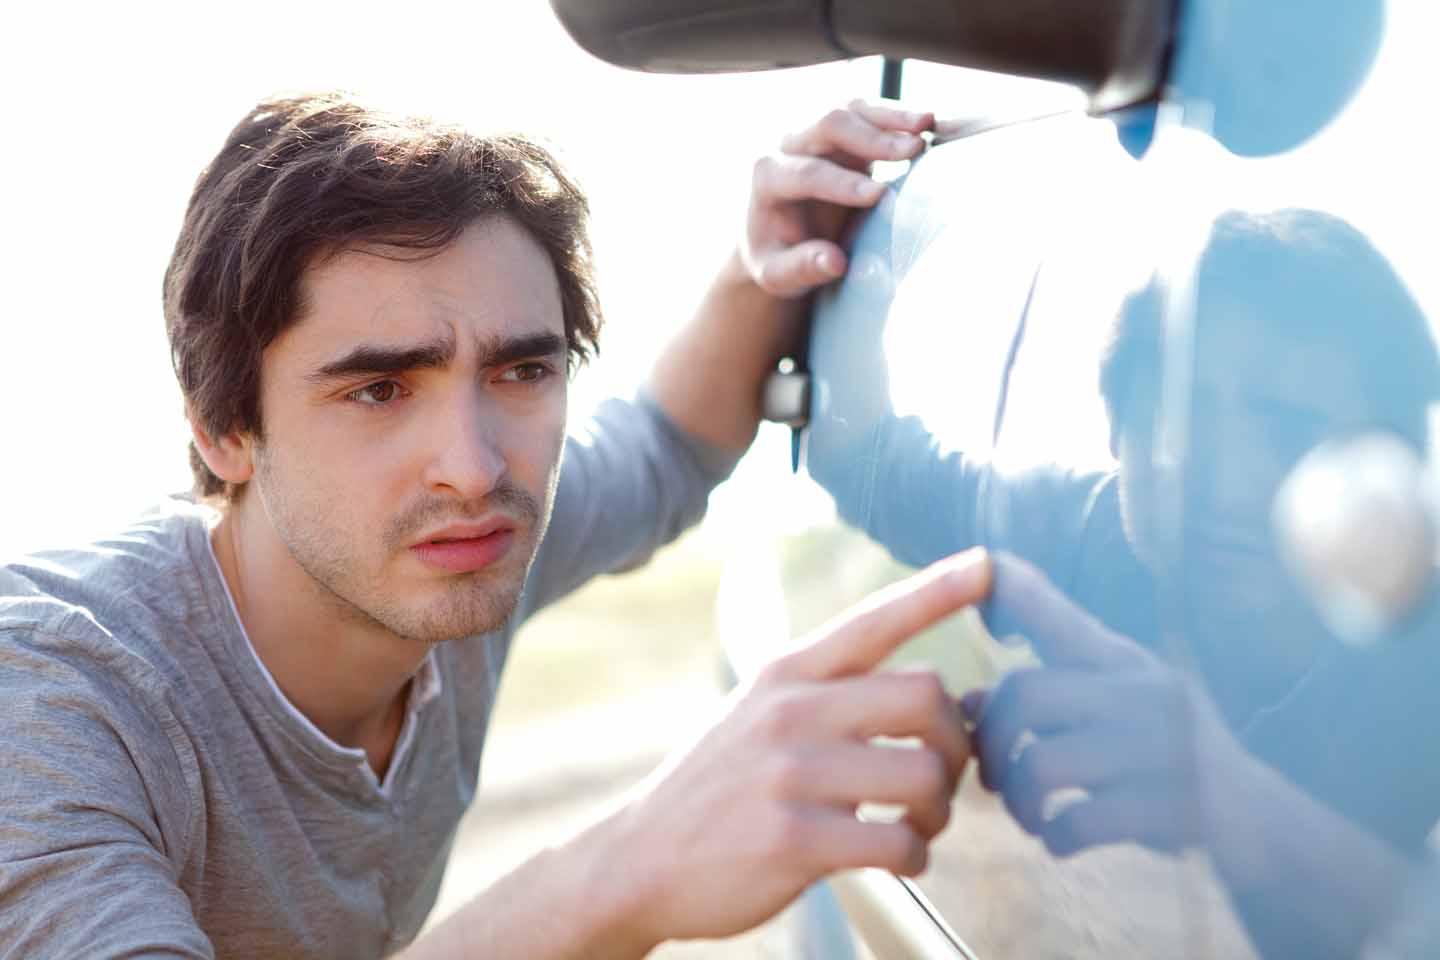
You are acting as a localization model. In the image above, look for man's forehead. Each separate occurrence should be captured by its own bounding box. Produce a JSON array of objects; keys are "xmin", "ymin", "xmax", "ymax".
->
[
  {"xmin": 1193, "ymin": 300, "xmax": 1373, "ymax": 420},
  {"xmin": 282, "ymin": 221, "xmax": 565, "ymax": 360}
]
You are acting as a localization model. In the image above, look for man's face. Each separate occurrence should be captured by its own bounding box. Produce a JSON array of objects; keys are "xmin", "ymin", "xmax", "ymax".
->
[
  {"xmin": 245, "ymin": 216, "xmax": 569, "ymax": 644},
  {"xmin": 1119, "ymin": 298, "xmax": 1375, "ymax": 677}
]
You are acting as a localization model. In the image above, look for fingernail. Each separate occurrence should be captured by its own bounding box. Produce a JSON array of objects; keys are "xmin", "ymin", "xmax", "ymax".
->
[
  {"xmin": 891, "ymin": 133, "xmax": 918, "ymax": 152},
  {"xmin": 855, "ymin": 178, "xmax": 883, "ymax": 199},
  {"xmin": 941, "ymin": 547, "xmax": 991, "ymax": 588},
  {"xmin": 814, "ymin": 250, "xmax": 837, "ymax": 274}
]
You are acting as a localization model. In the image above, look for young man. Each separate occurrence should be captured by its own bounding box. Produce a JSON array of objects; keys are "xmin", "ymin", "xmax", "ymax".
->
[{"xmin": 0, "ymin": 93, "xmax": 979, "ymax": 958}]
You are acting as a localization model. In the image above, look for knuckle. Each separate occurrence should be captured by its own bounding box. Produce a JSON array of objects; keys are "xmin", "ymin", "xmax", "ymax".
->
[
  {"xmin": 757, "ymin": 688, "xmax": 810, "ymax": 741},
  {"xmin": 753, "ymin": 657, "xmax": 792, "ymax": 690},
  {"xmin": 794, "ymin": 155, "xmax": 828, "ymax": 181},
  {"xmin": 765, "ymin": 749, "xmax": 809, "ymax": 798},
  {"xmin": 765, "ymin": 808, "xmax": 810, "ymax": 861},
  {"xmin": 822, "ymin": 107, "xmax": 852, "ymax": 132}
]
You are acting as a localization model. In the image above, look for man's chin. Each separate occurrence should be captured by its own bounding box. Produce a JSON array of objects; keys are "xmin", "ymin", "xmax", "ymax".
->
[{"xmin": 380, "ymin": 575, "xmax": 525, "ymax": 644}]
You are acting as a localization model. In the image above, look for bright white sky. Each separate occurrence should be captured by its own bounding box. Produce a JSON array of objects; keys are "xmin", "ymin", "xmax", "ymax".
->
[{"xmin": 2, "ymin": 1, "xmax": 1436, "ymax": 559}]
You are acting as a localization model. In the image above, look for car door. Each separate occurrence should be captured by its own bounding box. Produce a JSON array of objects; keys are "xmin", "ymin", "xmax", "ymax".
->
[{"xmin": 553, "ymin": 1, "xmax": 1440, "ymax": 955}]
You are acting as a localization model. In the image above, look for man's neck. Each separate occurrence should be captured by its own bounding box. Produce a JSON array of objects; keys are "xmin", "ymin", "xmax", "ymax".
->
[{"xmin": 210, "ymin": 499, "xmax": 426, "ymax": 778}]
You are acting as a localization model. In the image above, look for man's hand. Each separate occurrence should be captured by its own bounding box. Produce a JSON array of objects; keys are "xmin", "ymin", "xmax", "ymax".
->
[
  {"xmin": 651, "ymin": 100, "xmax": 931, "ymax": 452},
  {"xmin": 603, "ymin": 547, "xmax": 988, "ymax": 950},
  {"xmin": 742, "ymin": 100, "xmax": 933, "ymax": 299},
  {"xmin": 965, "ymin": 552, "xmax": 1256, "ymax": 860}
]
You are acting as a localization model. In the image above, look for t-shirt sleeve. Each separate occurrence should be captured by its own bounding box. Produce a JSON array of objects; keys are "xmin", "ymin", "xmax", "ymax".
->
[
  {"xmin": 0, "ymin": 628, "xmax": 213, "ymax": 959},
  {"xmin": 810, "ymin": 411, "xmax": 1099, "ymax": 581},
  {"xmin": 810, "ymin": 413, "xmax": 991, "ymax": 568},
  {"xmin": 517, "ymin": 391, "xmax": 739, "ymax": 616}
]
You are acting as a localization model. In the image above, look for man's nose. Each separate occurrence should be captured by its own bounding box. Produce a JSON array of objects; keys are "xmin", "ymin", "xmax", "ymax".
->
[
  {"xmin": 421, "ymin": 390, "xmax": 507, "ymax": 501},
  {"xmin": 1190, "ymin": 417, "xmax": 1282, "ymax": 526}
]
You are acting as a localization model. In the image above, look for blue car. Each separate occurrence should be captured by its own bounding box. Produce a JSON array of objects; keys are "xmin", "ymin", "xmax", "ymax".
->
[{"xmin": 555, "ymin": 1, "xmax": 1440, "ymax": 956}]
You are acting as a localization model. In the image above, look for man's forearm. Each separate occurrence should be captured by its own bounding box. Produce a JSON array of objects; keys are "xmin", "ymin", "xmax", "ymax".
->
[
  {"xmin": 1211, "ymin": 757, "xmax": 1412, "ymax": 958},
  {"xmin": 648, "ymin": 251, "xmax": 807, "ymax": 454},
  {"xmin": 401, "ymin": 809, "xmax": 656, "ymax": 960}
]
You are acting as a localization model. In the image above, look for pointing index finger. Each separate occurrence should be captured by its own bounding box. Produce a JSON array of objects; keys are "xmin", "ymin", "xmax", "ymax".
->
[
  {"xmin": 983, "ymin": 552, "xmax": 1141, "ymax": 671},
  {"xmin": 787, "ymin": 548, "xmax": 992, "ymax": 682}
]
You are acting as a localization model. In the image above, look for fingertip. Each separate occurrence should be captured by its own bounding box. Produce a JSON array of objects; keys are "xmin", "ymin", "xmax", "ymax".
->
[
  {"xmin": 939, "ymin": 547, "xmax": 993, "ymax": 598},
  {"xmin": 813, "ymin": 247, "xmax": 845, "ymax": 278}
]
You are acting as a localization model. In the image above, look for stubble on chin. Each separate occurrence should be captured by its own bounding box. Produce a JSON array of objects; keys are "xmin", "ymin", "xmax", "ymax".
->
[
  {"xmin": 257, "ymin": 447, "xmax": 552, "ymax": 645},
  {"xmin": 399, "ymin": 540, "xmax": 534, "ymax": 643},
  {"xmin": 377, "ymin": 480, "xmax": 550, "ymax": 643}
]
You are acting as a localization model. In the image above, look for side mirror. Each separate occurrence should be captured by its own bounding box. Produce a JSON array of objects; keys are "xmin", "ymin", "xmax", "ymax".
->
[{"xmin": 550, "ymin": 0, "xmax": 1176, "ymax": 114}]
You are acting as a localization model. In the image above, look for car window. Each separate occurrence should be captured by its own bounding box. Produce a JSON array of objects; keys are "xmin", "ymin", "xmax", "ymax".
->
[{"xmin": 779, "ymin": 3, "xmax": 1440, "ymax": 956}]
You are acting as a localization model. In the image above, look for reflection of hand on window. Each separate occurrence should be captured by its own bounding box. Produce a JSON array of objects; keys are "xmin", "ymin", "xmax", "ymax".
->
[
  {"xmin": 962, "ymin": 552, "xmax": 1411, "ymax": 960},
  {"xmin": 964, "ymin": 552, "xmax": 1247, "ymax": 858}
]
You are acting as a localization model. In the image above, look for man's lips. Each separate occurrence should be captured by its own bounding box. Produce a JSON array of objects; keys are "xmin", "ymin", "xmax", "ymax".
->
[{"xmin": 409, "ymin": 521, "xmax": 517, "ymax": 573}]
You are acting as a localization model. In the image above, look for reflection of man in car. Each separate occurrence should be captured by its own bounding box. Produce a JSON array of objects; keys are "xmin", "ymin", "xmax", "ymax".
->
[
  {"xmin": 1101, "ymin": 210, "xmax": 1437, "ymax": 725},
  {"xmin": 0, "ymin": 93, "xmax": 988, "ymax": 958},
  {"xmin": 808, "ymin": 207, "xmax": 1440, "ymax": 953}
]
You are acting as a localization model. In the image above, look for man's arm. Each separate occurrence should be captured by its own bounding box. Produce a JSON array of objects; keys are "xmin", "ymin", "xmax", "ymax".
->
[
  {"xmin": 520, "ymin": 102, "xmax": 934, "ymax": 616},
  {"xmin": 648, "ymin": 101, "xmax": 934, "ymax": 453},
  {"xmin": 0, "ymin": 630, "xmax": 213, "ymax": 959},
  {"xmin": 403, "ymin": 549, "xmax": 990, "ymax": 958}
]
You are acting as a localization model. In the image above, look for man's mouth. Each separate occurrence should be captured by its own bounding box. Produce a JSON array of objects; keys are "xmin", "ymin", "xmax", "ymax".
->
[{"xmin": 410, "ymin": 522, "xmax": 517, "ymax": 573}]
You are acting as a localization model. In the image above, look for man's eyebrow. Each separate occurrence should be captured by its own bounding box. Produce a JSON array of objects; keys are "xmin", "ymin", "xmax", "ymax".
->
[
  {"xmin": 306, "ymin": 336, "xmax": 456, "ymax": 383},
  {"xmin": 477, "ymin": 332, "xmax": 568, "ymax": 369}
]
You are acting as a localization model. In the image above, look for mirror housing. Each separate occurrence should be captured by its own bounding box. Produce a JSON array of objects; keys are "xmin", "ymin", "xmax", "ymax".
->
[{"xmin": 550, "ymin": 0, "xmax": 1176, "ymax": 113}]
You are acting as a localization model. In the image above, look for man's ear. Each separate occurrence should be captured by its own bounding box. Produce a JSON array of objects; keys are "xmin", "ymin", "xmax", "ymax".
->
[{"xmin": 189, "ymin": 416, "xmax": 255, "ymax": 486}]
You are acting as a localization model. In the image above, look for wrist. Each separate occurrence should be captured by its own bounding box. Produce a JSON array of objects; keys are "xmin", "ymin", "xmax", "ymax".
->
[
  {"xmin": 561, "ymin": 805, "xmax": 666, "ymax": 959},
  {"xmin": 1198, "ymin": 749, "xmax": 1281, "ymax": 893},
  {"xmin": 720, "ymin": 248, "xmax": 809, "ymax": 345}
]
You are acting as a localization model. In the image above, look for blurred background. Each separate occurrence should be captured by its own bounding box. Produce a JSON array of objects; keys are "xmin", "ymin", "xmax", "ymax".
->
[{"xmin": 3, "ymin": 1, "xmax": 1437, "ymax": 956}]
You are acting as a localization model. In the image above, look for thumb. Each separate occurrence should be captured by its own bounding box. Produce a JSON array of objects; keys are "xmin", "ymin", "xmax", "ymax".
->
[{"xmin": 751, "ymin": 240, "xmax": 847, "ymax": 299}]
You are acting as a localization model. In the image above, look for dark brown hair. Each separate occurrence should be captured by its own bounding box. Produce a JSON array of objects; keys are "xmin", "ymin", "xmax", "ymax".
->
[
  {"xmin": 164, "ymin": 91, "xmax": 602, "ymax": 498},
  {"xmin": 1100, "ymin": 208, "xmax": 1438, "ymax": 451}
]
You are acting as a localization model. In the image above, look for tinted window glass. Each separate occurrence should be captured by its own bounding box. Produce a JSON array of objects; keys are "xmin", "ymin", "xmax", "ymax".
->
[{"xmin": 777, "ymin": 4, "xmax": 1440, "ymax": 955}]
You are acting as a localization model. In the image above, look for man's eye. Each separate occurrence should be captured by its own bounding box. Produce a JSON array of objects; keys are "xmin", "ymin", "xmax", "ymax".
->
[
  {"xmin": 500, "ymin": 363, "xmax": 551, "ymax": 384},
  {"xmin": 347, "ymin": 380, "xmax": 403, "ymax": 406}
]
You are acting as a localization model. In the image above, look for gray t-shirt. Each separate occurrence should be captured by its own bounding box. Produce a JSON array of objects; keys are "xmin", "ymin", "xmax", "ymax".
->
[{"xmin": 0, "ymin": 395, "xmax": 734, "ymax": 959}]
